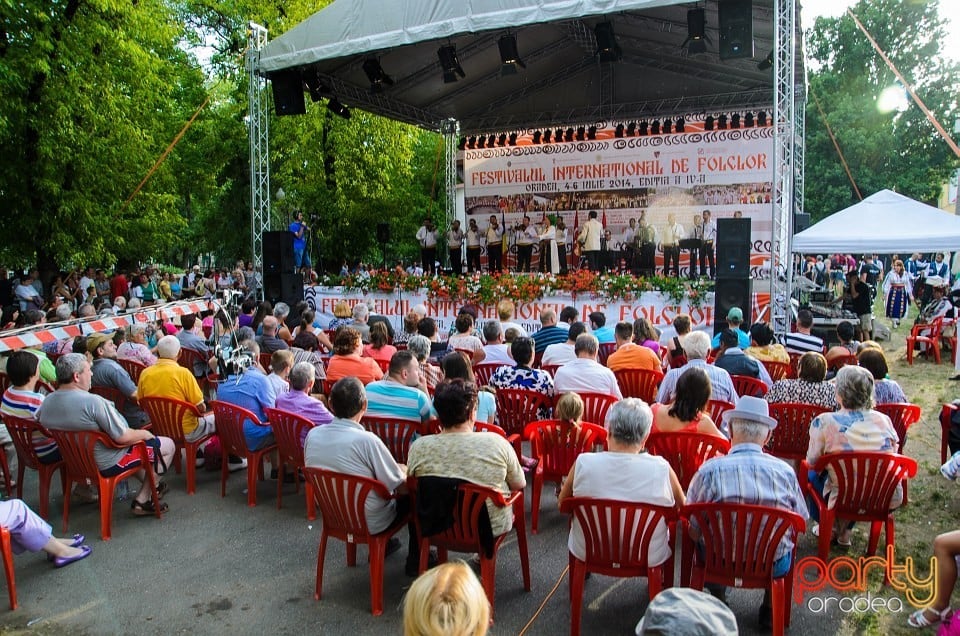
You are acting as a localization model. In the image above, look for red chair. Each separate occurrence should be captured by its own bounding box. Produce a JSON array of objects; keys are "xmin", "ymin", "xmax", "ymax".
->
[
  {"xmin": 304, "ymin": 467, "xmax": 408, "ymax": 616},
  {"xmin": 763, "ymin": 360, "xmax": 791, "ymax": 383},
  {"xmin": 210, "ymin": 401, "xmax": 277, "ymax": 507},
  {"xmin": 613, "ymin": 368, "xmax": 664, "ymax": 403},
  {"xmin": 46, "ymin": 429, "xmax": 161, "ymax": 541},
  {"xmin": 408, "ymin": 477, "xmax": 531, "ymax": 618},
  {"xmin": 258, "ymin": 352, "xmax": 273, "ymax": 371},
  {"xmin": 906, "ymin": 317, "xmax": 944, "ymax": 365},
  {"xmin": 0, "ymin": 526, "xmax": 15, "ymax": 609},
  {"xmin": 494, "ymin": 388, "xmax": 553, "ymax": 436},
  {"xmin": 178, "ymin": 348, "xmax": 216, "ymax": 394},
  {"xmin": 475, "ymin": 421, "xmax": 522, "ymax": 461},
  {"xmin": 264, "ymin": 408, "xmax": 316, "ymax": 520},
  {"xmin": 472, "ymin": 363, "xmax": 502, "ymax": 387},
  {"xmin": 827, "ymin": 353, "xmax": 859, "ymax": 371},
  {"xmin": 806, "ymin": 452, "xmax": 917, "ymax": 562},
  {"xmin": 706, "ymin": 399, "xmax": 735, "ymax": 427},
  {"xmin": 89, "ymin": 385, "xmax": 128, "ymax": 415},
  {"xmin": 36, "ymin": 380, "xmax": 57, "ymax": 395},
  {"xmin": 941, "ymin": 403, "xmax": 957, "ymax": 463},
  {"xmin": 541, "ymin": 363, "xmax": 561, "ymax": 378},
  {"xmin": 561, "ymin": 498, "xmax": 677, "ymax": 636},
  {"xmin": 0, "ymin": 372, "xmax": 10, "ymax": 395},
  {"xmin": 646, "ymin": 432, "xmax": 730, "ymax": 491},
  {"xmin": 373, "ymin": 358, "xmax": 391, "ymax": 374},
  {"xmin": 321, "ymin": 378, "xmax": 336, "ymax": 395},
  {"xmin": 597, "ymin": 342, "xmax": 617, "ymax": 367},
  {"xmin": 1, "ymin": 415, "xmax": 65, "ymax": 520},
  {"xmin": 787, "ymin": 352, "xmax": 803, "ymax": 378},
  {"xmin": 682, "ymin": 503, "xmax": 806, "ymax": 636},
  {"xmin": 139, "ymin": 397, "xmax": 213, "ymax": 494},
  {"xmin": 874, "ymin": 403, "xmax": 921, "ymax": 452},
  {"xmin": 766, "ymin": 403, "xmax": 829, "ymax": 491},
  {"xmin": 359, "ymin": 416, "xmax": 421, "ymax": 465},
  {"xmin": 578, "ymin": 392, "xmax": 618, "ymax": 429},
  {"xmin": 524, "ymin": 420, "xmax": 608, "ymax": 533},
  {"xmin": 118, "ymin": 359, "xmax": 147, "ymax": 385},
  {"xmin": 731, "ymin": 374, "xmax": 768, "ymax": 398}
]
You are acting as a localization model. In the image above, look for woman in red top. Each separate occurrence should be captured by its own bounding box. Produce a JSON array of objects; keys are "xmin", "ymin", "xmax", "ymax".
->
[{"xmin": 650, "ymin": 367, "xmax": 724, "ymax": 438}]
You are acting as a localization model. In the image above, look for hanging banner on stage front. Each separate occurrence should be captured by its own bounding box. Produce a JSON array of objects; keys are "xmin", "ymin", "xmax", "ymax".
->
[{"xmin": 463, "ymin": 124, "xmax": 774, "ymax": 277}]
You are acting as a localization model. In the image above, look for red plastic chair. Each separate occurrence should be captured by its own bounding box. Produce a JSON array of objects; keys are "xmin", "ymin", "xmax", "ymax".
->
[
  {"xmin": 597, "ymin": 342, "xmax": 617, "ymax": 367},
  {"xmin": 1, "ymin": 415, "xmax": 65, "ymax": 520},
  {"xmin": 827, "ymin": 353, "xmax": 859, "ymax": 372},
  {"xmin": 0, "ymin": 449, "xmax": 9, "ymax": 498},
  {"xmin": 706, "ymin": 399, "xmax": 735, "ymax": 427},
  {"xmin": 906, "ymin": 317, "xmax": 944, "ymax": 365},
  {"xmin": 304, "ymin": 467, "xmax": 408, "ymax": 616},
  {"xmin": 766, "ymin": 403, "xmax": 829, "ymax": 491},
  {"xmin": 139, "ymin": 397, "xmax": 213, "ymax": 494},
  {"xmin": 359, "ymin": 416, "xmax": 421, "ymax": 465},
  {"xmin": 645, "ymin": 432, "xmax": 730, "ymax": 491},
  {"xmin": 373, "ymin": 358, "xmax": 391, "ymax": 374},
  {"xmin": 613, "ymin": 368, "xmax": 664, "ymax": 403},
  {"xmin": 560, "ymin": 498, "xmax": 677, "ymax": 636},
  {"xmin": 210, "ymin": 401, "xmax": 277, "ymax": 507},
  {"xmin": 407, "ymin": 477, "xmax": 531, "ymax": 619},
  {"xmin": 941, "ymin": 403, "xmax": 957, "ymax": 464},
  {"xmin": 472, "ymin": 362, "xmax": 502, "ymax": 387},
  {"xmin": 495, "ymin": 388, "xmax": 553, "ymax": 436},
  {"xmin": 524, "ymin": 420, "xmax": 608, "ymax": 533},
  {"xmin": 731, "ymin": 374, "xmax": 768, "ymax": 398},
  {"xmin": 46, "ymin": 429, "xmax": 161, "ymax": 541},
  {"xmin": 258, "ymin": 352, "xmax": 273, "ymax": 371},
  {"xmin": 89, "ymin": 385, "xmax": 128, "ymax": 415},
  {"xmin": 178, "ymin": 348, "xmax": 216, "ymax": 394},
  {"xmin": 0, "ymin": 526, "xmax": 15, "ymax": 609},
  {"xmin": 787, "ymin": 352, "xmax": 803, "ymax": 378},
  {"xmin": 118, "ymin": 359, "xmax": 147, "ymax": 385},
  {"xmin": 682, "ymin": 503, "xmax": 806, "ymax": 636},
  {"xmin": 806, "ymin": 452, "xmax": 917, "ymax": 563},
  {"xmin": 763, "ymin": 360, "xmax": 791, "ymax": 383},
  {"xmin": 321, "ymin": 378, "xmax": 336, "ymax": 395},
  {"xmin": 474, "ymin": 421, "xmax": 523, "ymax": 461},
  {"xmin": 264, "ymin": 408, "xmax": 316, "ymax": 520},
  {"xmin": 874, "ymin": 403, "xmax": 921, "ymax": 453},
  {"xmin": 0, "ymin": 373, "xmax": 10, "ymax": 396},
  {"xmin": 541, "ymin": 363, "xmax": 561, "ymax": 378},
  {"xmin": 578, "ymin": 392, "xmax": 618, "ymax": 429}
]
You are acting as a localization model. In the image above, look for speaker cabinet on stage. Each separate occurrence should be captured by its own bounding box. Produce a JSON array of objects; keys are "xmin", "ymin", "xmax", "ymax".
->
[
  {"xmin": 794, "ymin": 213, "xmax": 811, "ymax": 233},
  {"xmin": 376, "ymin": 222, "xmax": 391, "ymax": 244},
  {"xmin": 716, "ymin": 218, "xmax": 752, "ymax": 278},
  {"xmin": 714, "ymin": 278, "xmax": 753, "ymax": 335},
  {"xmin": 263, "ymin": 231, "xmax": 295, "ymax": 274},
  {"xmin": 264, "ymin": 272, "xmax": 304, "ymax": 308},
  {"xmin": 271, "ymin": 70, "xmax": 306, "ymax": 116},
  {"xmin": 719, "ymin": 0, "xmax": 754, "ymax": 60}
]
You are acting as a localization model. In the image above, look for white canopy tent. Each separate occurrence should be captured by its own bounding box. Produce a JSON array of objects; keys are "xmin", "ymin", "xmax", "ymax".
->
[{"xmin": 792, "ymin": 189, "xmax": 960, "ymax": 254}]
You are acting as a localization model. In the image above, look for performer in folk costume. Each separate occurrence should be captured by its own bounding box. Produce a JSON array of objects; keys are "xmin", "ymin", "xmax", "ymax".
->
[
  {"xmin": 882, "ymin": 259, "xmax": 913, "ymax": 328},
  {"xmin": 538, "ymin": 216, "xmax": 559, "ymax": 275}
]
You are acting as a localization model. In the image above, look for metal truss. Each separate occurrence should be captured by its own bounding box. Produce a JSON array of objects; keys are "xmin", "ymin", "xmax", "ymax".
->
[
  {"xmin": 247, "ymin": 23, "xmax": 269, "ymax": 298},
  {"xmin": 441, "ymin": 118, "xmax": 459, "ymax": 239}
]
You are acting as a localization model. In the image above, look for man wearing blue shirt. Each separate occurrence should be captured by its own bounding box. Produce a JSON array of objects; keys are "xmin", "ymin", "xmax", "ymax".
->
[
  {"xmin": 589, "ymin": 311, "xmax": 616, "ymax": 344},
  {"xmin": 289, "ymin": 210, "xmax": 310, "ymax": 273},
  {"xmin": 711, "ymin": 307, "xmax": 750, "ymax": 349},
  {"xmin": 215, "ymin": 341, "xmax": 276, "ymax": 452}
]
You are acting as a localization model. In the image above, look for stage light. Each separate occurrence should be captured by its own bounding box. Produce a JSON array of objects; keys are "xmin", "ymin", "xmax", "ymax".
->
[
  {"xmin": 487, "ymin": 134, "xmax": 496, "ymax": 147},
  {"xmin": 565, "ymin": 128, "xmax": 574, "ymax": 142},
  {"xmin": 458, "ymin": 137, "xmax": 467, "ymax": 150},
  {"xmin": 731, "ymin": 113, "xmax": 741, "ymax": 129},
  {"xmin": 615, "ymin": 123, "xmax": 624, "ymax": 138},
  {"xmin": 543, "ymin": 129, "xmax": 552, "ymax": 143},
  {"xmin": 508, "ymin": 132, "xmax": 517, "ymax": 145},
  {"xmin": 650, "ymin": 120, "xmax": 660, "ymax": 135},
  {"xmin": 684, "ymin": 8, "xmax": 708, "ymax": 54},
  {"xmin": 744, "ymin": 112, "xmax": 754, "ymax": 127},
  {"xmin": 594, "ymin": 22, "xmax": 622, "ymax": 62},
  {"xmin": 626, "ymin": 122, "xmax": 637, "ymax": 136},
  {"xmin": 438, "ymin": 45, "xmax": 466, "ymax": 83},
  {"xmin": 704, "ymin": 115, "xmax": 714, "ymax": 131},
  {"xmin": 555, "ymin": 128, "xmax": 564, "ymax": 142},
  {"xmin": 757, "ymin": 111, "xmax": 768, "ymax": 126},
  {"xmin": 638, "ymin": 121, "xmax": 648, "ymax": 135},
  {"xmin": 532, "ymin": 130, "xmax": 542, "ymax": 144},
  {"xmin": 662, "ymin": 119, "xmax": 672, "ymax": 134},
  {"xmin": 476, "ymin": 135, "xmax": 486, "ymax": 148},
  {"xmin": 467, "ymin": 136, "xmax": 477, "ymax": 148},
  {"xmin": 497, "ymin": 133, "xmax": 507, "ymax": 146},
  {"xmin": 575, "ymin": 126, "xmax": 585, "ymax": 141},
  {"xmin": 498, "ymin": 34, "xmax": 526, "ymax": 76},
  {"xmin": 758, "ymin": 50, "xmax": 773, "ymax": 71},
  {"xmin": 327, "ymin": 98, "xmax": 351, "ymax": 119},
  {"xmin": 718, "ymin": 114, "xmax": 728, "ymax": 130},
  {"xmin": 303, "ymin": 72, "xmax": 332, "ymax": 102},
  {"xmin": 676, "ymin": 117, "xmax": 685, "ymax": 132},
  {"xmin": 587, "ymin": 126, "xmax": 597, "ymax": 140},
  {"xmin": 362, "ymin": 58, "xmax": 394, "ymax": 93}
]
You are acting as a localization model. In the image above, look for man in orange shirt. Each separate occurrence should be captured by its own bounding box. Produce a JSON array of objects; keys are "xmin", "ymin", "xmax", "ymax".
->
[{"xmin": 606, "ymin": 321, "xmax": 660, "ymax": 372}]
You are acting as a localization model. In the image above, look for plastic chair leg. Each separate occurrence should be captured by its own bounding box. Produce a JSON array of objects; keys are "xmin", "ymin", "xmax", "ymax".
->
[
  {"xmin": 515, "ymin": 500, "xmax": 531, "ymax": 591},
  {"xmin": 245, "ymin": 461, "xmax": 257, "ymax": 507},
  {"xmin": 0, "ymin": 528, "xmax": 16, "ymax": 610},
  {"xmin": 276, "ymin": 462, "xmax": 285, "ymax": 510},
  {"xmin": 346, "ymin": 541, "xmax": 357, "ymax": 567},
  {"xmin": 368, "ymin": 538, "xmax": 386, "ymax": 616},
  {"xmin": 314, "ymin": 533, "xmax": 328, "ymax": 600},
  {"xmin": 98, "ymin": 477, "xmax": 116, "ymax": 541},
  {"xmin": 771, "ymin": 578, "xmax": 785, "ymax": 636},
  {"xmin": 61, "ymin": 478, "xmax": 74, "ymax": 534},
  {"xmin": 569, "ymin": 558, "xmax": 585, "ymax": 636},
  {"xmin": 648, "ymin": 565, "xmax": 664, "ymax": 599},
  {"xmin": 531, "ymin": 473, "xmax": 542, "ymax": 534},
  {"xmin": 818, "ymin": 509, "xmax": 834, "ymax": 561},
  {"xmin": 15, "ymin": 466, "xmax": 25, "ymax": 500},
  {"xmin": 305, "ymin": 481, "xmax": 316, "ymax": 521},
  {"xmin": 479, "ymin": 552, "xmax": 498, "ymax": 619}
]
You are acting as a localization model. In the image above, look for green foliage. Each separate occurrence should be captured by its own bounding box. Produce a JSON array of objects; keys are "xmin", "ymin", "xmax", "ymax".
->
[{"xmin": 803, "ymin": 0, "xmax": 960, "ymax": 221}]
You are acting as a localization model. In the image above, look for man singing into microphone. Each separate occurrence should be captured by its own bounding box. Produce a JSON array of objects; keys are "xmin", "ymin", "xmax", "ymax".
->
[{"xmin": 289, "ymin": 210, "xmax": 311, "ymax": 274}]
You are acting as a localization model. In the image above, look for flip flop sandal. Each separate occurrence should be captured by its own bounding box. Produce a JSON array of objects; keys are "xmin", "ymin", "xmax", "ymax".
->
[
  {"xmin": 908, "ymin": 607, "xmax": 951, "ymax": 628},
  {"xmin": 832, "ymin": 535, "xmax": 852, "ymax": 548},
  {"xmin": 156, "ymin": 481, "xmax": 169, "ymax": 499},
  {"xmin": 131, "ymin": 498, "xmax": 169, "ymax": 516}
]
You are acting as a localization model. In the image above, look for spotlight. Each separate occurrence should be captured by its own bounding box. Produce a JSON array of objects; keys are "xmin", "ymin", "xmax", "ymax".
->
[
  {"xmin": 467, "ymin": 136, "xmax": 477, "ymax": 148},
  {"xmin": 731, "ymin": 113, "xmax": 741, "ymax": 129},
  {"xmin": 615, "ymin": 123, "xmax": 624, "ymax": 138},
  {"xmin": 362, "ymin": 58, "xmax": 394, "ymax": 93},
  {"xmin": 303, "ymin": 72, "xmax": 332, "ymax": 102},
  {"xmin": 458, "ymin": 137, "xmax": 467, "ymax": 150},
  {"xmin": 684, "ymin": 8, "xmax": 708, "ymax": 54},
  {"xmin": 498, "ymin": 34, "xmax": 526, "ymax": 76},
  {"xmin": 543, "ymin": 129, "xmax": 552, "ymax": 143},
  {"xmin": 744, "ymin": 112, "xmax": 754, "ymax": 127},
  {"xmin": 487, "ymin": 134, "xmax": 496, "ymax": 147},
  {"xmin": 508, "ymin": 132, "xmax": 518, "ymax": 145},
  {"xmin": 327, "ymin": 98, "xmax": 351, "ymax": 119},
  {"xmin": 575, "ymin": 126, "xmax": 585, "ymax": 141},
  {"xmin": 626, "ymin": 122, "xmax": 637, "ymax": 136},
  {"xmin": 594, "ymin": 22, "xmax": 622, "ymax": 62},
  {"xmin": 650, "ymin": 120, "xmax": 660, "ymax": 135},
  {"xmin": 758, "ymin": 50, "xmax": 774, "ymax": 71},
  {"xmin": 718, "ymin": 114, "xmax": 728, "ymax": 130},
  {"xmin": 638, "ymin": 121, "xmax": 648, "ymax": 135},
  {"xmin": 497, "ymin": 133, "xmax": 507, "ymax": 146},
  {"xmin": 587, "ymin": 126, "xmax": 596, "ymax": 140},
  {"xmin": 532, "ymin": 130, "xmax": 542, "ymax": 144},
  {"xmin": 705, "ymin": 115, "xmax": 714, "ymax": 131},
  {"xmin": 662, "ymin": 119, "xmax": 671, "ymax": 134},
  {"xmin": 757, "ymin": 111, "xmax": 768, "ymax": 126},
  {"xmin": 555, "ymin": 128, "xmax": 564, "ymax": 142},
  {"xmin": 565, "ymin": 128, "xmax": 574, "ymax": 142},
  {"xmin": 675, "ymin": 117, "xmax": 685, "ymax": 132},
  {"xmin": 476, "ymin": 135, "xmax": 486, "ymax": 148},
  {"xmin": 438, "ymin": 45, "xmax": 466, "ymax": 83}
]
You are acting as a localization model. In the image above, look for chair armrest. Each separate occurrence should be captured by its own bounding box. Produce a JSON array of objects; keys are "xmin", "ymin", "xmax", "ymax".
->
[{"xmin": 506, "ymin": 433, "xmax": 522, "ymax": 461}]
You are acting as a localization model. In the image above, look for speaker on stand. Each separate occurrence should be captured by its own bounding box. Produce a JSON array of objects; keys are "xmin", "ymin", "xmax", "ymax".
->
[
  {"xmin": 718, "ymin": 0, "xmax": 754, "ymax": 60},
  {"xmin": 714, "ymin": 217, "xmax": 753, "ymax": 336}
]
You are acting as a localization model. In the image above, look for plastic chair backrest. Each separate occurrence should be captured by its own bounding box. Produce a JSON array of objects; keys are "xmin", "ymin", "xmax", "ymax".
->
[
  {"xmin": 321, "ymin": 378, "xmax": 336, "ymax": 395},
  {"xmin": 524, "ymin": 420, "xmax": 607, "ymax": 481},
  {"xmin": 210, "ymin": 400, "xmax": 262, "ymax": 456},
  {"xmin": 646, "ymin": 432, "xmax": 731, "ymax": 491},
  {"xmin": 374, "ymin": 358, "xmax": 391, "ymax": 373},
  {"xmin": 259, "ymin": 353, "xmax": 273, "ymax": 371},
  {"xmin": 0, "ymin": 373, "xmax": 11, "ymax": 396},
  {"xmin": 598, "ymin": 343, "xmax": 616, "ymax": 367},
  {"xmin": 787, "ymin": 353, "xmax": 803, "ymax": 378},
  {"xmin": 1, "ymin": 414, "xmax": 54, "ymax": 471},
  {"xmin": 766, "ymin": 403, "xmax": 830, "ymax": 461},
  {"xmin": 811, "ymin": 452, "xmax": 918, "ymax": 519},
  {"xmin": 874, "ymin": 403, "xmax": 921, "ymax": 452},
  {"xmin": 407, "ymin": 476, "xmax": 514, "ymax": 549},
  {"xmin": 541, "ymin": 364, "xmax": 561, "ymax": 378},
  {"xmin": 578, "ymin": 392, "xmax": 618, "ymax": 429},
  {"xmin": 706, "ymin": 400, "xmax": 735, "ymax": 426},
  {"xmin": 613, "ymin": 368, "xmax": 664, "ymax": 403},
  {"xmin": 495, "ymin": 388, "xmax": 553, "ymax": 436},
  {"xmin": 560, "ymin": 497, "xmax": 677, "ymax": 570},
  {"xmin": 829, "ymin": 354, "xmax": 859, "ymax": 371},
  {"xmin": 731, "ymin": 374, "xmax": 768, "ymax": 398},
  {"xmin": 764, "ymin": 361, "xmax": 791, "ymax": 383},
  {"xmin": 265, "ymin": 408, "xmax": 316, "ymax": 469},
  {"xmin": 359, "ymin": 416, "xmax": 421, "ymax": 464},
  {"xmin": 304, "ymin": 467, "xmax": 391, "ymax": 538},
  {"xmin": 89, "ymin": 386, "xmax": 127, "ymax": 414},
  {"xmin": 940, "ymin": 403, "xmax": 957, "ymax": 463},
  {"xmin": 472, "ymin": 363, "xmax": 502, "ymax": 387},
  {"xmin": 139, "ymin": 396, "xmax": 201, "ymax": 444},
  {"xmin": 118, "ymin": 359, "xmax": 147, "ymax": 385},
  {"xmin": 46, "ymin": 429, "xmax": 114, "ymax": 481}
]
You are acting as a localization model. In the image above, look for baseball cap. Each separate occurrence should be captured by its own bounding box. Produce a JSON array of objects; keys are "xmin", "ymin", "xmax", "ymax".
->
[
  {"xmin": 726, "ymin": 307, "xmax": 743, "ymax": 322},
  {"xmin": 86, "ymin": 332, "xmax": 113, "ymax": 353}
]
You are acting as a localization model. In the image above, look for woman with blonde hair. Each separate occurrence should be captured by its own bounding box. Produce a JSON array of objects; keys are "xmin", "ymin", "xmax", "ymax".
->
[
  {"xmin": 403, "ymin": 562, "xmax": 489, "ymax": 636},
  {"xmin": 555, "ymin": 392, "xmax": 584, "ymax": 427},
  {"xmin": 327, "ymin": 301, "xmax": 352, "ymax": 331}
]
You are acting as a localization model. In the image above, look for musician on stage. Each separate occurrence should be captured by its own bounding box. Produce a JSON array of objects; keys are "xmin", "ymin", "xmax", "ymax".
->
[
  {"xmin": 556, "ymin": 218, "xmax": 569, "ymax": 275},
  {"xmin": 446, "ymin": 220, "xmax": 464, "ymax": 276},
  {"xmin": 688, "ymin": 214, "xmax": 703, "ymax": 279},
  {"xmin": 465, "ymin": 218, "xmax": 482, "ymax": 273},
  {"xmin": 622, "ymin": 219, "xmax": 637, "ymax": 274},
  {"xmin": 576, "ymin": 210, "xmax": 603, "ymax": 271},
  {"xmin": 415, "ymin": 218, "xmax": 438, "ymax": 275},
  {"xmin": 700, "ymin": 210, "xmax": 717, "ymax": 279},
  {"xmin": 485, "ymin": 215, "xmax": 504, "ymax": 273},
  {"xmin": 514, "ymin": 216, "xmax": 538, "ymax": 273},
  {"xmin": 660, "ymin": 213, "xmax": 685, "ymax": 277},
  {"xmin": 635, "ymin": 218, "xmax": 658, "ymax": 277},
  {"xmin": 538, "ymin": 216, "xmax": 559, "ymax": 275}
]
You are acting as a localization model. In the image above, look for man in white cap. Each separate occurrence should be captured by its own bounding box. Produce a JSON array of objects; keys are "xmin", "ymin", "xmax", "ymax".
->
[{"xmin": 685, "ymin": 396, "xmax": 807, "ymax": 629}]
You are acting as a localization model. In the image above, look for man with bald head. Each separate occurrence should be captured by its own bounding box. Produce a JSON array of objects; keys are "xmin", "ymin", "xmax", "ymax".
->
[
  {"xmin": 257, "ymin": 315, "xmax": 289, "ymax": 354},
  {"xmin": 531, "ymin": 308, "xmax": 568, "ymax": 354}
]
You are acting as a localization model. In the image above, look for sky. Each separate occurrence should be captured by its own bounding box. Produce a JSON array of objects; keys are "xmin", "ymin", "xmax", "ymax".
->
[{"xmin": 800, "ymin": 0, "xmax": 960, "ymax": 61}]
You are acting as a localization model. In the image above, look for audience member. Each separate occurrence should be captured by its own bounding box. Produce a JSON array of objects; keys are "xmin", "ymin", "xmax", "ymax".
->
[
  {"xmin": 541, "ymin": 322, "xmax": 586, "ymax": 367},
  {"xmin": 326, "ymin": 327, "xmax": 384, "ymax": 385},
  {"xmin": 661, "ymin": 314, "xmax": 692, "ymax": 368},
  {"xmin": 257, "ymin": 316, "xmax": 289, "ymax": 354},
  {"xmin": 215, "ymin": 341, "xmax": 277, "ymax": 457},
  {"xmin": 857, "ymin": 348, "xmax": 908, "ymax": 405},
  {"xmin": 363, "ymin": 322, "xmax": 398, "ymax": 364},
  {"xmin": 497, "ymin": 299, "xmax": 527, "ymax": 338},
  {"xmin": 530, "ymin": 309, "xmax": 567, "ymax": 354},
  {"xmin": 416, "ymin": 317, "xmax": 448, "ymax": 362},
  {"xmin": 825, "ymin": 321, "xmax": 860, "ymax": 368},
  {"xmin": 440, "ymin": 352, "xmax": 495, "ymax": 424},
  {"xmin": 713, "ymin": 329, "xmax": 773, "ymax": 385},
  {"xmin": 710, "ymin": 307, "xmax": 750, "ymax": 349},
  {"xmin": 446, "ymin": 314, "xmax": 485, "ymax": 364},
  {"xmin": 274, "ymin": 362, "xmax": 333, "ymax": 428},
  {"xmin": 632, "ymin": 317, "xmax": 661, "ymax": 355},
  {"xmin": 588, "ymin": 311, "xmax": 614, "ymax": 344},
  {"xmin": 117, "ymin": 323, "xmax": 157, "ymax": 367},
  {"xmin": 87, "ymin": 332, "xmax": 148, "ymax": 429},
  {"xmin": 745, "ymin": 322, "xmax": 789, "ymax": 363},
  {"xmin": 606, "ymin": 321, "xmax": 660, "ymax": 372},
  {"xmin": 764, "ymin": 352, "xmax": 838, "ymax": 410},
  {"xmin": 553, "ymin": 334, "xmax": 622, "ymax": 399},
  {"xmin": 657, "ymin": 331, "xmax": 738, "ymax": 404},
  {"xmin": 489, "ymin": 337, "xmax": 555, "ymax": 418},
  {"xmin": 783, "ymin": 309, "xmax": 824, "ymax": 355},
  {"xmin": 480, "ymin": 322, "xmax": 512, "ymax": 366},
  {"xmin": 402, "ymin": 561, "xmax": 489, "ymax": 636},
  {"xmin": 651, "ymin": 367, "xmax": 724, "ymax": 438},
  {"xmin": 364, "ymin": 351, "xmax": 432, "ymax": 424},
  {"xmin": 265, "ymin": 349, "xmax": 295, "ymax": 402},
  {"xmin": 0, "ymin": 498, "xmax": 92, "ymax": 567},
  {"xmin": 407, "ymin": 335, "xmax": 443, "ymax": 390}
]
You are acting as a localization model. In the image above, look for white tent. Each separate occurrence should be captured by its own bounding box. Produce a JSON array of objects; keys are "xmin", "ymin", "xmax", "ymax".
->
[{"xmin": 792, "ymin": 189, "xmax": 960, "ymax": 253}]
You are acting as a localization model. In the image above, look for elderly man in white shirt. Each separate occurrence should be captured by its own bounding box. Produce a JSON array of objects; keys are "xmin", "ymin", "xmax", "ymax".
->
[
  {"xmin": 656, "ymin": 330, "xmax": 738, "ymax": 405},
  {"xmin": 553, "ymin": 333, "xmax": 622, "ymax": 399},
  {"xmin": 480, "ymin": 322, "xmax": 513, "ymax": 366}
]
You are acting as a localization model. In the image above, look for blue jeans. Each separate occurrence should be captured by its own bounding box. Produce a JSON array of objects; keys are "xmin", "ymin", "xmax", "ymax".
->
[
  {"xmin": 294, "ymin": 247, "xmax": 311, "ymax": 270},
  {"xmin": 807, "ymin": 469, "xmax": 855, "ymax": 529}
]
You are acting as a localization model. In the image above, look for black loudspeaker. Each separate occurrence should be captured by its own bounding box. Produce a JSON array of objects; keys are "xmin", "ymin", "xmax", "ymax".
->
[
  {"xmin": 716, "ymin": 218, "xmax": 752, "ymax": 278},
  {"xmin": 714, "ymin": 278, "xmax": 752, "ymax": 335},
  {"xmin": 795, "ymin": 213, "xmax": 811, "ymax": 233},
  {"xmin": 271, "ymin": 70, "xmax": 306, "ymax": 116},
  {"xmin": 263, "ymin": 231, "xmax": 295, "ymax": 274},
  {"xmin": 264, "ymin": 273, "xmax": 304, "ymax": 307},
  {"xmin": 719, "ymin": 0, "xmax": 754, "ymax": 60},
  {"xmin": 376, "ymin": 222, "xmax": 390, "ymax": 244}
]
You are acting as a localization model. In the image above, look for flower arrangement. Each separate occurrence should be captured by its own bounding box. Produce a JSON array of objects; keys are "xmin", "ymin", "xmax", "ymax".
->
[{"xmin": 318, "ymin": 270, "xmax": 713, "ymax": 308}]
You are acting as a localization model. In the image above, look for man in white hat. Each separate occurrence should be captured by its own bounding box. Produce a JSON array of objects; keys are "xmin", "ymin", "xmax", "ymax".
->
[{"xmin": 685, "ymin": 396, "xmax": 808, "ymax": 629}]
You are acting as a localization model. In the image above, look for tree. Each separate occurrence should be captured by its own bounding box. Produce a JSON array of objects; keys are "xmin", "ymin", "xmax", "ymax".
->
[{"xmin": 803, "ymin": 0, "xmax": 960, "ymax": 222}]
